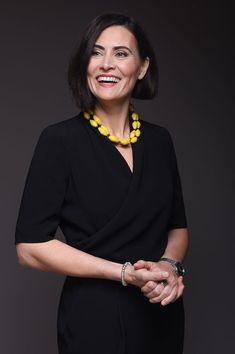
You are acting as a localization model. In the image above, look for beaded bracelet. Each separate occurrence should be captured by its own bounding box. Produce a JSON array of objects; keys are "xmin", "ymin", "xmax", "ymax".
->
[{"xmin": 121, "ymin": 262, "xmax": 132, "ymax": 286}]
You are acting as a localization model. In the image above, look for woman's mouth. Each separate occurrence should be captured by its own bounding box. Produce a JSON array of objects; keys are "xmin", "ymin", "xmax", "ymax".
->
[{"xmin": 96, "ymin": 75, "xmax": 121, "ymax": 87}]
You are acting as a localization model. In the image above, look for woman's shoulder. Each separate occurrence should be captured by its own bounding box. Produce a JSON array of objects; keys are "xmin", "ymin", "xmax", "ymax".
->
[
  {"xmin": 31, "ymin": 114, "xmax": 86, "ymax": 158},
  {"xmin": 37, "ymin": 113, "xmax": 87, "ymax": 146},
  {"xmin": 141, "ymin": 118, "xmax": 173, "ymax": 145},
  {"xmin": 39, "ymin": 114, "xmax": 82, "ymax": 137}
]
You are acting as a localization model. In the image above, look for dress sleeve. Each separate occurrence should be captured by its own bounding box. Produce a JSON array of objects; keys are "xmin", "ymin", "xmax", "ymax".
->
[
  {"xmin": 15, "ymin": 125, "xmax": 70, "ymax": 244},
  {"xmin": 167, "ymin": 131, "xmax": 188, "ymax": 231}
]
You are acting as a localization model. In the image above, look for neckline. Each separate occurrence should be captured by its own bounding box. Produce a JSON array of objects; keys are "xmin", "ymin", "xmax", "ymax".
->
[
  {"xmin": 100, "ymin": 113, "xmax": 135, "ymax": 175},
  {"xmin": 79, "ymin": 111, "xmax": 143, "ymax": 176},
  {"xmin": 109, "ymin": 140, "xmax": 134, "ymax": 175}
]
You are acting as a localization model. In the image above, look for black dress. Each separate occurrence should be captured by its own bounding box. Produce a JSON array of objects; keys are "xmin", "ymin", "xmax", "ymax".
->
[{"xmin": 15, "ymin": 112, "xmax": 187, "ymax": 354}]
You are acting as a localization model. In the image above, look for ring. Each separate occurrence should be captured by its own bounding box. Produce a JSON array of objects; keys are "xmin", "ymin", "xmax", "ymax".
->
[{"xmin": 160, "ymin": 280, "xmax": 167, "ymax": 287}]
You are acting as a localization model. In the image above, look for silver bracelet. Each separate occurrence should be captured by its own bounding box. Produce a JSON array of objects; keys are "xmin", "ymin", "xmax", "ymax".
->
[{"xmin": 121, "ymin": 262, "xmax": 132, "ymax": 286}]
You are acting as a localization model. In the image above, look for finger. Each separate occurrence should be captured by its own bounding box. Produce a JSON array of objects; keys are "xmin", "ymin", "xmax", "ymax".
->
[
  {"xmin": 147, "ymin": 271, "xmax": 169, "ymax": 283},
  {"xmin": 143, "ymin": 282, "xmax": 165, "ymax": 298},
  {"xmin": 148, "ymin": 284, "xmax": 172, "ymax": 302},
  {"xmin": 176, "ymin": 279, "xmax": 185, "ymax": 300},
  {"xmin": 175, "ymin": 277, "xmax": 184, "ymax": 297},
  {"xmin": 134, "ymin": 260, "xmax": 148, "ymax": 269},
  {"xmin": 136, "ymin": 269, "xmax": 169, "ymax": 282},
  {"xmin": 161, "ymin": 287, "xmax": 178, "ymax": 306},
  {"xmin": 134, "ymin": 260, "xmax": 154, "ymax": 270},
  {"xmin": 146, "ymin": 261, "xmax": 154, "ymax": 269},
  {"xmin": 177, "ymin": 276, "xmax": 183, "ymax": 286},
  {"xmin": 156, "ymin": 278, "xmax": 184, "ymax": 304},
  {"xmin": 141, "ymin": 281, "xmax": 156, "ymax": 294},
  {"xmin": 162, "ymin": 273, "xmax": 178, "ymax": 288},
  {"xmin": 176, "ymin": 282, "xmax": 185, "ymax": 300}
]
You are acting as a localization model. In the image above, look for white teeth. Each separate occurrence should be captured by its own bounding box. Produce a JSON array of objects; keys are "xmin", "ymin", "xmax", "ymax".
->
[{"xmin": 97, "ymin": 76, "xmax": 120, "ymax": 83}]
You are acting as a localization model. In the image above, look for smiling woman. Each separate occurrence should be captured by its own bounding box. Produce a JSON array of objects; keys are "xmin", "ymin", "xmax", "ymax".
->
[
  {"xmin": 87, "ymin": 26, "xmax": 149, "ymax": 105},
  {"xmin": 15, "ymin": 12, "xmax": 189, "ymax": 354},
  {"xmin": 68, "ymin": 13, "xmax": 158, "ymax": 111},
  {"xmin": 86, "ymin": 25, "xmax": 149, "ymax": 147}
]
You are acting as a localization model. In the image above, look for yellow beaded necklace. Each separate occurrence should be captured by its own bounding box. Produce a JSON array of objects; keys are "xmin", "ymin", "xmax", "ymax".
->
[{"xmin": 82, "ymin": 105, "xmax": 141, "ymax": 146}]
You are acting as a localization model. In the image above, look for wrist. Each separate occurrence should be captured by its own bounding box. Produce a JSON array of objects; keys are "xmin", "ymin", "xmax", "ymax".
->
[
  {"xmin": 121, "ymin": 263, "xmax": 134, "ymax": 285},
  {"xmin": 158, "ymin": 260, "xmax": 177, "ymax": 277},
  {"xmin": 159, "ymin": 257, "xmax": 185, "ymax": 277}
]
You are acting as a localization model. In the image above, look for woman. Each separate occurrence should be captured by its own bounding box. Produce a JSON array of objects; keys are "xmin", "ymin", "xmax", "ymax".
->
[{"xmin": 15, "ymin": 13, "xmax": 189, "ymax": 354}]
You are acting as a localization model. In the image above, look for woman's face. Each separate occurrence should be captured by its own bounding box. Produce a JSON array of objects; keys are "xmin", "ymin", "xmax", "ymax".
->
[{"xmin": 87, "ymin": 25, "xmax": 149, "ymax": 105}]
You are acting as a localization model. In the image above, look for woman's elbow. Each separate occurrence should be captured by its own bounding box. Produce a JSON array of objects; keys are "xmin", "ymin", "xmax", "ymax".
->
[{"xmin": 15, "ymin": 243, "xmax": 35, "ymax": 267}]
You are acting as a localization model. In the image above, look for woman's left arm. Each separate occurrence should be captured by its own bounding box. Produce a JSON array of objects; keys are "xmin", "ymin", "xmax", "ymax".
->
[
  {"xmin": 134, "ymin": 129, "xmax": 189, "ymax": 305},
  {"xmin": 134, "ymin": 227, "xmax": 189, "ymax": 305},
  {"xmin": 161, "ymin": 227, "xmax": 189, "ymax": 261}
]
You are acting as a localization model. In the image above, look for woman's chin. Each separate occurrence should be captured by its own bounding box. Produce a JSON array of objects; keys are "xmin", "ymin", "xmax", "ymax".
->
[{"xmin": 94, "ymin": 93, "xmax": 131, "ymax": 106}]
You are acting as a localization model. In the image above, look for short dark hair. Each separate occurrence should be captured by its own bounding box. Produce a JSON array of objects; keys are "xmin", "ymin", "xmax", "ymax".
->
[{"xmin": 68, "ymin": 13, "xmax": 158, "ymax": 111}]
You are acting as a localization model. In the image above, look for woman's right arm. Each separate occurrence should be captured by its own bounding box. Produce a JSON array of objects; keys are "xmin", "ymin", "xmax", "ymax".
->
[{"xmin": 16, "ymin": 239, "xmax": 169, "ymax": 286}]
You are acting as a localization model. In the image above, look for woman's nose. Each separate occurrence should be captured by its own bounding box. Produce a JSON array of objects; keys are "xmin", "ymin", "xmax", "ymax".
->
[{"xmin": 100, "ymin": 54, "xmax": 115, "ymax": 70}]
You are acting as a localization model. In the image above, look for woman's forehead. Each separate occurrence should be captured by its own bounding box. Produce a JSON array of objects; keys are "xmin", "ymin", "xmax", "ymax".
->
[{"xmin": 95, "ymin": 26, "xmax": 137, "ymax": 48}]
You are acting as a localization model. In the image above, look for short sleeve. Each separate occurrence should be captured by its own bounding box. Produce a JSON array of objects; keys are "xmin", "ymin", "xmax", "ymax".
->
[
  {"xmin": 15, "ymin": 125, "xmax": 70, "ymax": 244},
  {"xmin": 167, "ymin": 132, "xmax": 188, "ymax": 231}
]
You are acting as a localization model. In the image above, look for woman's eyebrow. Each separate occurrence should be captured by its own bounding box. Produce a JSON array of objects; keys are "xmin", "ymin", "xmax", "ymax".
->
[{"xmin": 93, "ymin": 44, "xmax": 133, "ymax": 54}]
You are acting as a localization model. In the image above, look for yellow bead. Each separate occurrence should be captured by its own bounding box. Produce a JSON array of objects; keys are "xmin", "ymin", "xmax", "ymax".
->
[
  {"xmin": 93, "ymin": 115, "xmax": 101, "ymax": 125},
  {"xmin": 90, "ymin": 119, "xmax": 98, "ymax": 127},
  {"xmin": 130, "ymin": 136, "xmax": 138, "ymax": 143},
  {"xmin": 135, "ymin": 129, "xmax": 141, "ymax": 137},
  {"xmin": 130, "ymin": 130, "xmax": 136, "ymax": 138},
  {"xmin": 137, "ymin": 121, "xmax": 141, "ymax": 128},
  {"xmin": 120, "ymin": 137, "xmax": 130, "ymax": 145},
  {"xmin": 83, "ymin": 111, "xmax": 90, "ymax": 119},
  {"xmin": 108, "ymin": 135, "xmax": 120, "ymax": 143},
  {"xmin": 132, "ymin": 121, "xmax": 138, "ymax": 129},
  {"xmin": 131, "ymin": 112, "xmax": 139, "ymax": 120},
  {"xmin": 98, "ymin": 125, "xmax": 109, "ymax": 136}
]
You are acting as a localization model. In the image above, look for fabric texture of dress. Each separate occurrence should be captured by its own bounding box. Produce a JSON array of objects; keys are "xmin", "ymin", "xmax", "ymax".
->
[{"xmin": 15, "ymin": 112, "xmax": 187, "ymax": 354}]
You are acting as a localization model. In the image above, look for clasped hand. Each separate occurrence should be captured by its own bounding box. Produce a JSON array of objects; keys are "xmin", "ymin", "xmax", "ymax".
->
[{"xmin": 128, "ymin": 260, "xmax": 184, "ymax": 306}]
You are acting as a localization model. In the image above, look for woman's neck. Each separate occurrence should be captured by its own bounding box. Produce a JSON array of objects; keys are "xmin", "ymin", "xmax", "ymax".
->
[{"xmin": 94, "ymin": 100, "xmax": 131, "ymax": 139}]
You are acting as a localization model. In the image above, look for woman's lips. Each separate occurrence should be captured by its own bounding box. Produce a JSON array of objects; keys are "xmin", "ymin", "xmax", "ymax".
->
[
  {"xmin": 97, "ymin": 81, "xmax": 119, "ymax": 87},
  {"xmin": 96, "ymin": 75, "xmax": 121, "ymax": 87}
]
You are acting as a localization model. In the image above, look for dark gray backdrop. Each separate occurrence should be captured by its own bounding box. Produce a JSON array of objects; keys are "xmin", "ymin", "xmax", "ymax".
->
[{"xmin": 1, "ymin": 1, "xmax": 234, "ymax": 353}]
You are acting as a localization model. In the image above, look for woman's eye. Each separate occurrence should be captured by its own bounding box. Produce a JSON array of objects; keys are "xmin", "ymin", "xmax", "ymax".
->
[
  {"xmin": 116, "ymin": 51, "xmax": 128, "ymax": 58},
  {"xmin": 91, "ymin": 50, "xmax": 102, "ymax": 56}
]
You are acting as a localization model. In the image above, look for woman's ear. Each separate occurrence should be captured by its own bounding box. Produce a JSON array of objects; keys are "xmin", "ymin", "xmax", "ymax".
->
[{"xmin": 138, "ymin": 57, "xmax": 150, "ymax": 80}]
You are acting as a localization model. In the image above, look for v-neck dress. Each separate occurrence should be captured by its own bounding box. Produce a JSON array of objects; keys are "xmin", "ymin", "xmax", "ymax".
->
[{"xmin": 15, "ymin": 112, "xmax": 188, "ymax": 354}]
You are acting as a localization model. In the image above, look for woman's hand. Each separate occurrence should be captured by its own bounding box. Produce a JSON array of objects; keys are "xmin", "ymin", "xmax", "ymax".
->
[
  {"xmin": 134, "ymin": 260, "xmax": 185, "ymax": 306},
  {"xmin": 124, "ymin": 263, "xmax": 169, "ymax": 289}
]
